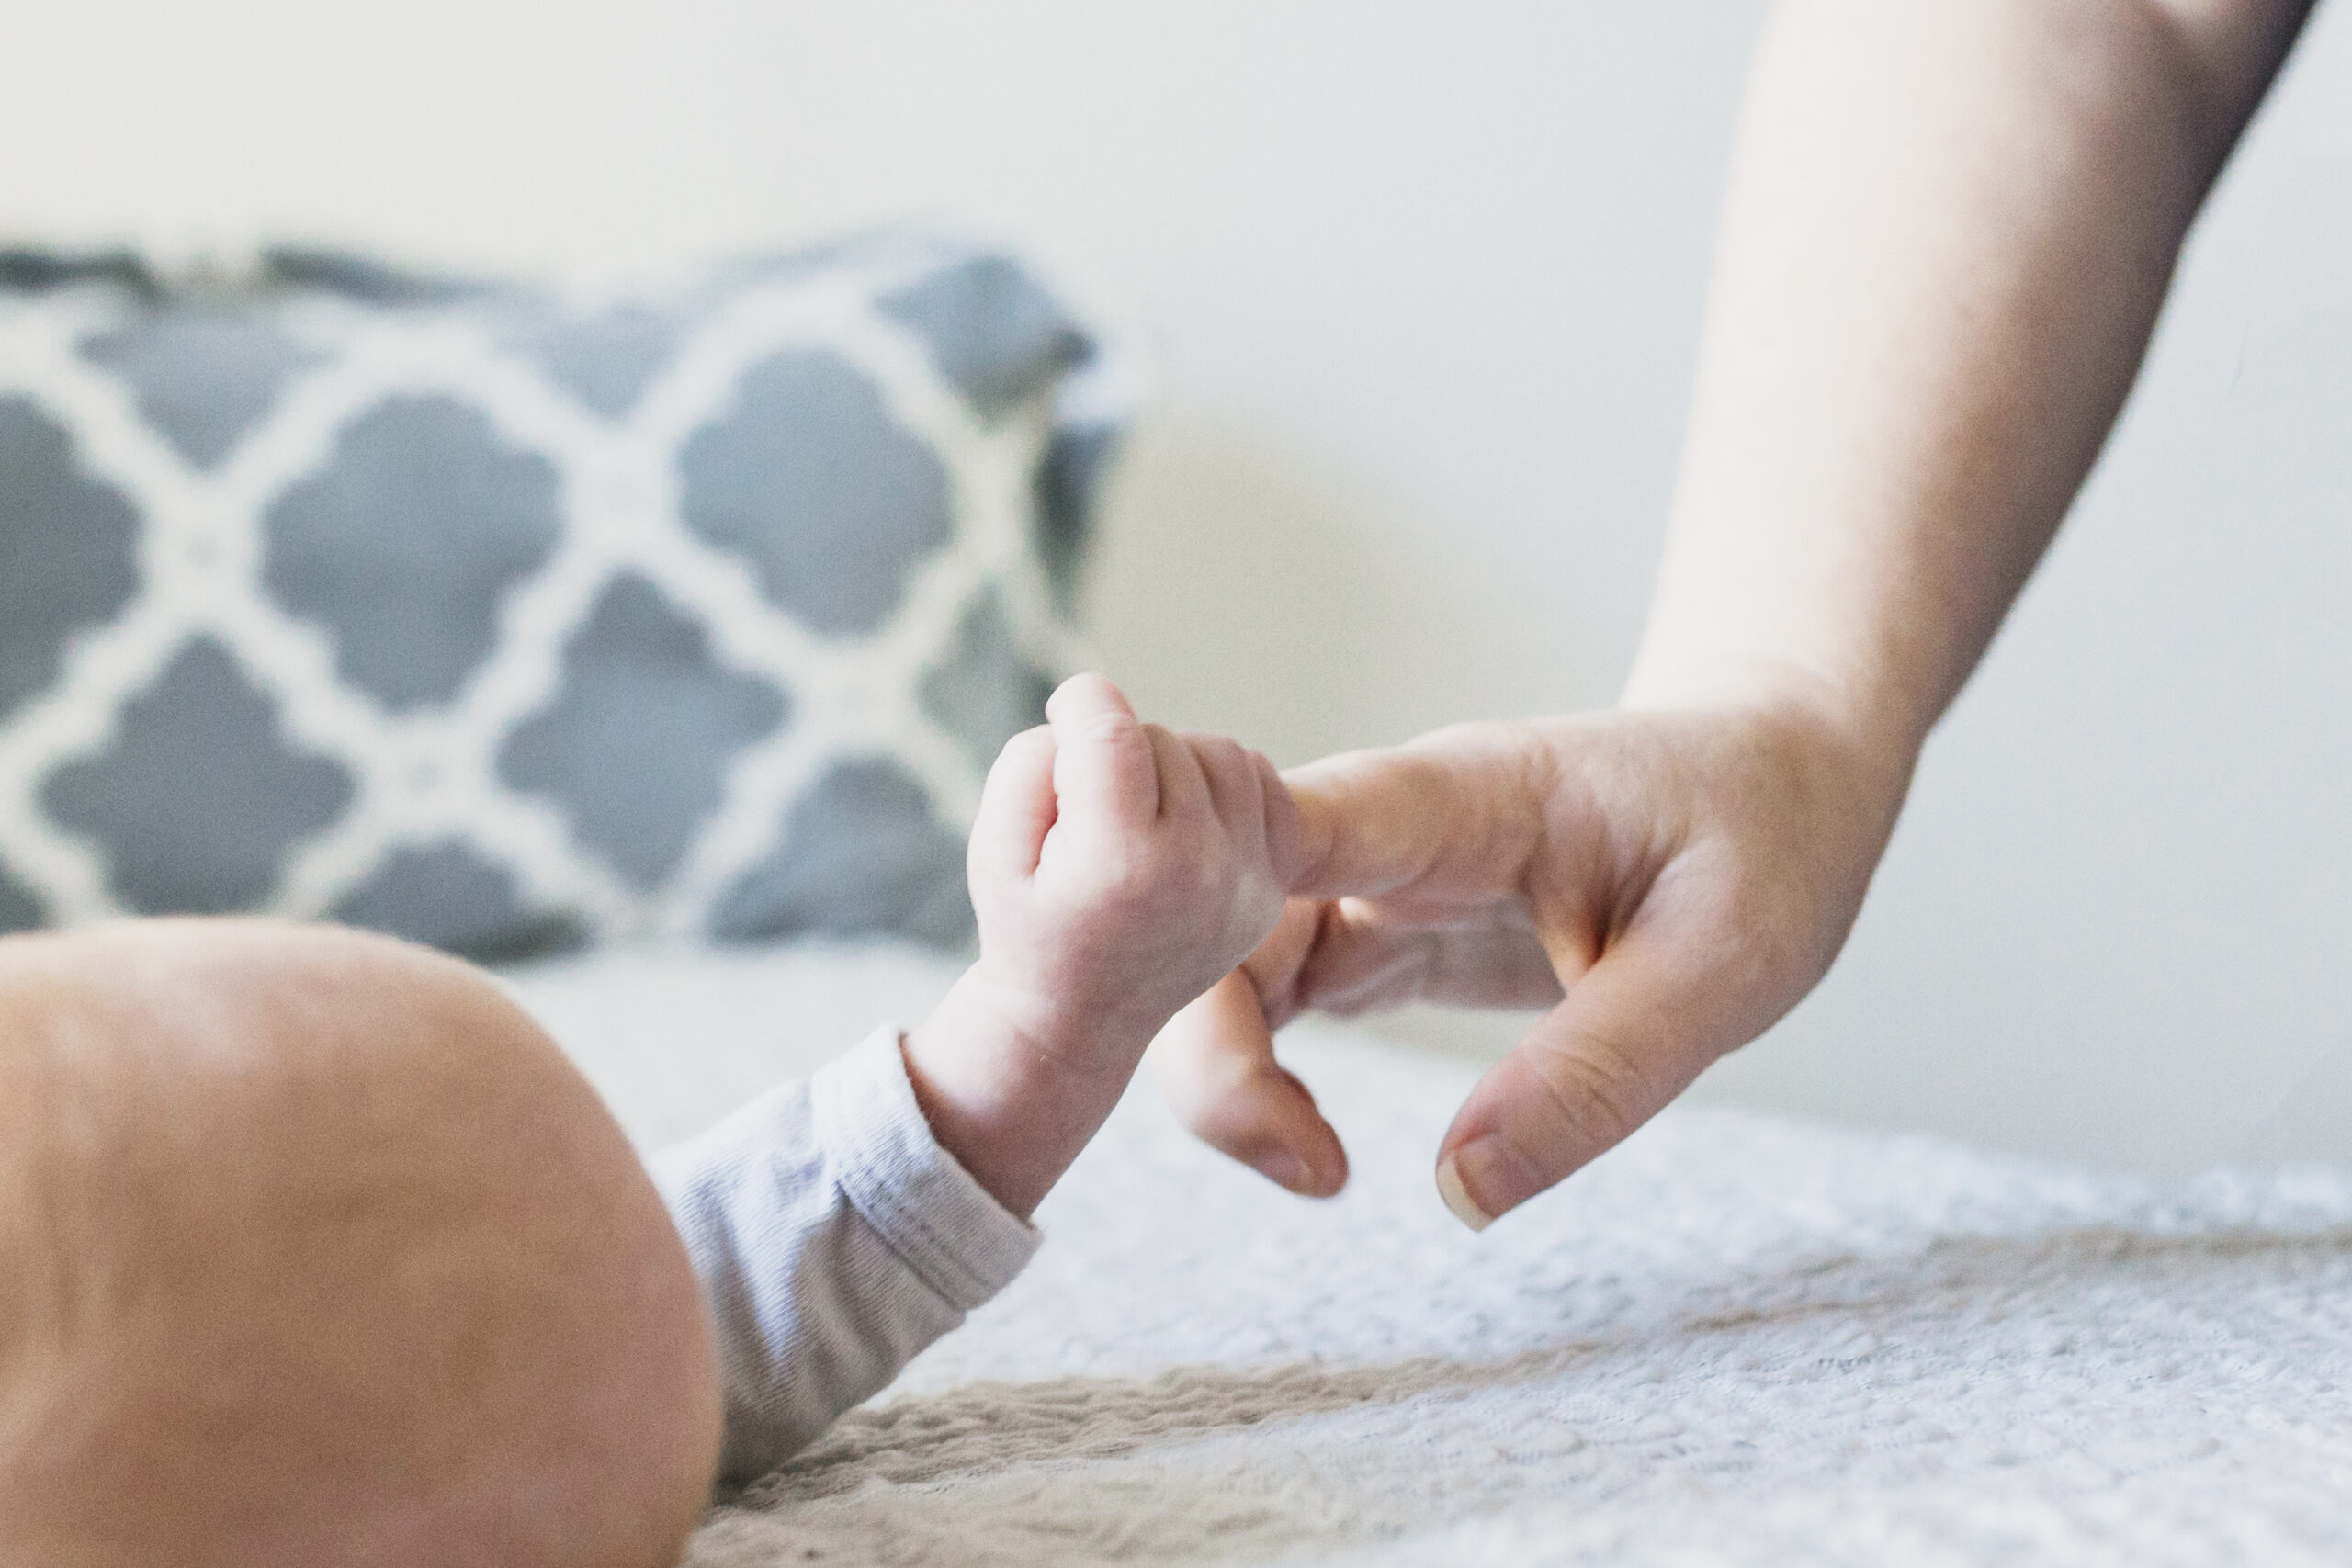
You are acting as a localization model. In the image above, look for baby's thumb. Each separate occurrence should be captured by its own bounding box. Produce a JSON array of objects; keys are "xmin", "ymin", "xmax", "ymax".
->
[{"xmin": 1149, "ymin": 973, "xmax": 1348, "ymax": 1198}]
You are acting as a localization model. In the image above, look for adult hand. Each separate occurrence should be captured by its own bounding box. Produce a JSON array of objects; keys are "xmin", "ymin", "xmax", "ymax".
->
[
  {"xmin": 1149, "ymin": 696, "xmax": 1911, "ymax": 1227},
  {"xmin": 1152, "ymin": 0, "xmax": 2308, "ymax": 1232}
]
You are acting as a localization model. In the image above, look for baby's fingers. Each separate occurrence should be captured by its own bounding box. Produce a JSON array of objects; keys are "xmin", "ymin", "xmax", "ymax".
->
[
  {"xmin": 1046, "ymin": 673, "xmax": 1156, "ymax": 829},
  {"xmin": 1188, "ymin": 739, "xmax": 1303, "ymax": 896},
  {"xmin": 970, "ymin": 724, "xmax": 1058, "ymax": 880},
  {"xmin": 1149, "ymin": 971, "xmax": 1349, "ymax": 1198},
  {"xmin": 1147, "ymin": 723, "xmax": 1211, "ymax": 823},
  {"xmin": 1185, "ymin": 734, "xmax": 1266, "ymax": 844},
  {"xmin": 1259, "ymin": 751, "xmax": 1304, "ymax": 890}
]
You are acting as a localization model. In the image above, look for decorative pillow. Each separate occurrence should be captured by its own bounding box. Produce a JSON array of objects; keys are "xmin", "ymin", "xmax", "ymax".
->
[{"xmin": 0, "ymin": 231, "xmax": 1129, "ymax": 960}]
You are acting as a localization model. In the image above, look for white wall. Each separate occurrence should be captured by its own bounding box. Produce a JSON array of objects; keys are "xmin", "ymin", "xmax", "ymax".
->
[{"xmin": 6, "ymin": 2, "xmax": 2350, "ymax": 1175}]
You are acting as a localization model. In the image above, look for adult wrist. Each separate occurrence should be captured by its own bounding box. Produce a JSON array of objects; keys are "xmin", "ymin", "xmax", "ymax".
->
[{"xmin": 1619, "ymin": 649, "xmax": 1928, "ymax": 787}]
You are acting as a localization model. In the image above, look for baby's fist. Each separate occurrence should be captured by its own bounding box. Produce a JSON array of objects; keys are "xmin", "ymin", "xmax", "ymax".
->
[{"xmin": 966, "ymin": 674, "xmax": 1300, "ymax": 1049}]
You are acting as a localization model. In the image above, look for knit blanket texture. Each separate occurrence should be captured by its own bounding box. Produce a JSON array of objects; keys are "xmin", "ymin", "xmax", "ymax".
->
[{"xmin": 508, "ymin": 944, "xmax": 2352, "ymax": 1567}]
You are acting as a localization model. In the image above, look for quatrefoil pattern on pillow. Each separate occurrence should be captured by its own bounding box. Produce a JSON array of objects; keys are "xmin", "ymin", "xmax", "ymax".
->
[{"xmin": 0, "ymin": 233, "xmax": 1128, "ymax": 959}]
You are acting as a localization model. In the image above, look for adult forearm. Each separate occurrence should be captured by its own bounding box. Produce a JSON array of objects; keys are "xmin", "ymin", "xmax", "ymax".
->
[{"xmin": 1624, "ymin": 0, "xmax": 2310, "ymax": 762}]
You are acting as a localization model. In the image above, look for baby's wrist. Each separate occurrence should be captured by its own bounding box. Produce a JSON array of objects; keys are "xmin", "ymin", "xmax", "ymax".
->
[{"xmin": 900, "ymin": 964, "xmax": 1152, "ymax": 1220}]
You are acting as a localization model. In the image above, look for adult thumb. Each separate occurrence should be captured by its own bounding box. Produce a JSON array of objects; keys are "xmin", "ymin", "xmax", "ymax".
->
[{"xmin": 1431, "ymin": 946, "xmax": 1709, "ymax": 1231}]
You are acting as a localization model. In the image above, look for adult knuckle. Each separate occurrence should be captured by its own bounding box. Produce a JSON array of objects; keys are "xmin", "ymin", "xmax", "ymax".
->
[{"xmin": 1531, "ymin": 1029, "xmax": 1657, "ymax": 1149}]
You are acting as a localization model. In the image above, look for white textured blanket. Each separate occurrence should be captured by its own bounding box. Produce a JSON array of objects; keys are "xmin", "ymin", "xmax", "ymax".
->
[{"xmin": 508, "ymin": 946, "xmax": 2352, "ymax": 1567}]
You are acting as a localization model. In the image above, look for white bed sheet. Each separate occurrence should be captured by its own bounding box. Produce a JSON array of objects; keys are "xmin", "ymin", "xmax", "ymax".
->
[{"xmin": 503, "ymin": 943, "xmax": 2352, "ymax": 1567}]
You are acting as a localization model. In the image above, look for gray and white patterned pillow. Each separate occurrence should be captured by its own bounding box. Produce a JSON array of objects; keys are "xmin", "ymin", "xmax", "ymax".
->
[{"xmin": 0, "ymin": 231, "xmax": 1129, "ymax": 960}]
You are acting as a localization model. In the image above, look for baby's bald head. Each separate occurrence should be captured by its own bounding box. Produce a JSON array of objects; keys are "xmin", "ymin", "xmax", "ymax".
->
[{"xmin": 0, "ymin": 919, "xmax": 720, "ymax": 1568}]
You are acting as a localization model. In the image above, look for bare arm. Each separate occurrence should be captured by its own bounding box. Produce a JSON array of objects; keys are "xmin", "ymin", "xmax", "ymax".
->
[
  {"xmin": 1156, "ymin": 0, "xmax": 2315, "ymax": 1226},
  {"xmin": 1627, "ymin": 0, "xmax": 2313, "ymax": 759}
]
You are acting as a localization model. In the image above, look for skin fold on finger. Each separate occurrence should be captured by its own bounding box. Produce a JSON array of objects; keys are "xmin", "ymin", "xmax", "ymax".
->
[
  {"xmin": 1148, "ymin": 974, "xmax": 1348, "ymax": 1198},
  {"xmin": 1182, "ymin": 734, "xmax": 1265, "ymax": 848},
  {"xmin": 1255, "ymin": 752, "xmax": 1304, "ymax": 891},
  {"xmin": 1143, "ymin": 723, "xmax": 1212, "ymax": 824}
]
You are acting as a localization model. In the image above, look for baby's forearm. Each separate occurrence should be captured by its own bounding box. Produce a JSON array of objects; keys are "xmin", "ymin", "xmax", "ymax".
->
[
  {"xmin": 653, "ymin": 1029, "xmax": 1040, "ymax": 1483},
  {"xmin": 901, "ymin": 964, "xmax": 1156, "ymax": 1219}
]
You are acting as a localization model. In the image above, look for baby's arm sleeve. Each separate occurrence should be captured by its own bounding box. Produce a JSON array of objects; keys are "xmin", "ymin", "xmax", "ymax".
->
[{"xmin": 650, "ymin": 1026, "xmax": 1042, "ymax": 1483}]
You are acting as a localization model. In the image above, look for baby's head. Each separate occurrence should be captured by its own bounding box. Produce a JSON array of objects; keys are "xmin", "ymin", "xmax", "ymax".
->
[{"xmin": 0, "ymin": 919, "xmax": 720, "ymax": 1567}]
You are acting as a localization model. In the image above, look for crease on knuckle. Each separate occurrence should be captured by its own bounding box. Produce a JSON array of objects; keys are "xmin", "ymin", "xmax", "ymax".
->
[
  {"xmin": 1528, "ymin": 1027, "xmax": 1656, "ymax": 1151},
  {"xmin": 1082, "ymin": 710, "xmax": 1142, "ymax": 746}
]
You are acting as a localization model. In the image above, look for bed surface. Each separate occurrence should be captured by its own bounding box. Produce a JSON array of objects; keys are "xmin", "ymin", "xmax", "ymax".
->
[{"xmin": 505, "ymin": 944, "xmax": 2352, "ymax": 1567}]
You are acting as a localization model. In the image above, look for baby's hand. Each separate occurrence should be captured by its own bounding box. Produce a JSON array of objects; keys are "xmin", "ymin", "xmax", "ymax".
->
[
  {"xmin": 968, "ymin": 673, "xmax": 1299, "ymax": 1048},
  {"xmin": 902, "ymin": 674, "xmax": 1298, "ymax": 1216}
]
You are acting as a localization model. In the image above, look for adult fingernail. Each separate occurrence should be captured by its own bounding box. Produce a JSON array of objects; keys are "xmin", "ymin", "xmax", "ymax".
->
[
  {"xmin": 1434, "ymin": 1154, "xmax": 1491, "ymax": 1231},
  {"xmin": 1254, "ymin": 1151, "xmax": 1311, "ymax": 1191},
  {"xmin": 1438, "ymin": 1134, "xmax": 1542, "ymax": 1231}
]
